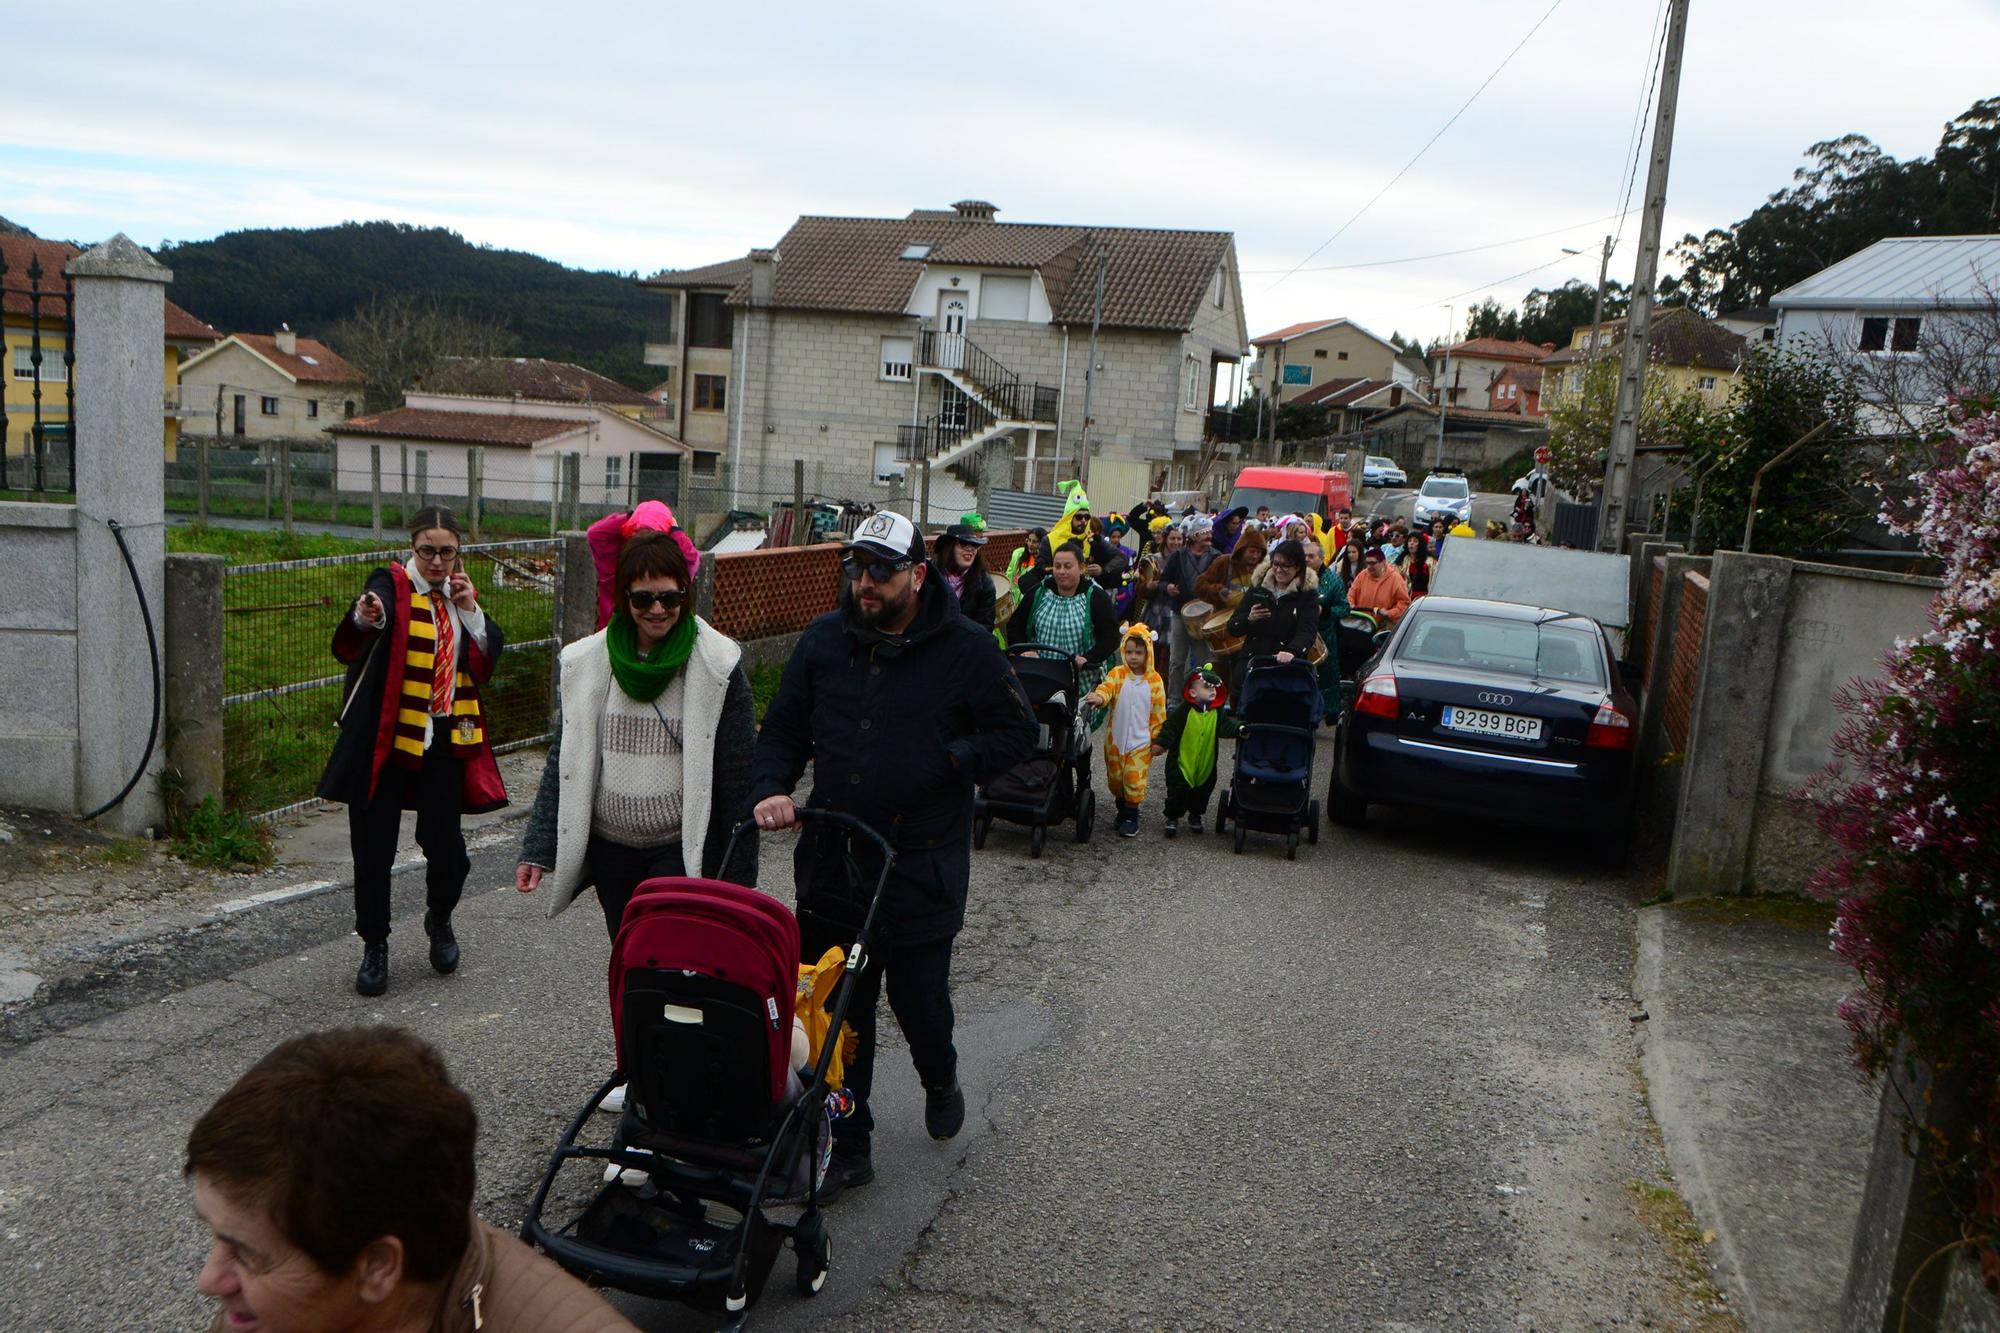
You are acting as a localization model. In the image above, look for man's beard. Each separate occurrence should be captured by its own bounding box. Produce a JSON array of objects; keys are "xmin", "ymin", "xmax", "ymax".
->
[{"xmin": 857, "ymin": 582, "xmax": 914, "ymax": 628}]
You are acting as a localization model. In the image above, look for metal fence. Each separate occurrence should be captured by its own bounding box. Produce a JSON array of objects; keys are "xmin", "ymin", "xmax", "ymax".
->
[
  {"xmin": 220, "ymin": 538, "xmax": 562, "ymax": 817},
  {"xmin": 1, "ymin": 246, "xmax": 76, "ymax": 497}
]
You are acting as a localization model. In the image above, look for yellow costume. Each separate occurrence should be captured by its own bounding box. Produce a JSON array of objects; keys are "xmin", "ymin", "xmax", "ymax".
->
[
  {"xmin": 1051, "ymin": 478, "xmax": 1095, "ymax": 550},
  {"xmin": 1094, "ymin": 623, "xmax": 1168, "ymax": 810}
]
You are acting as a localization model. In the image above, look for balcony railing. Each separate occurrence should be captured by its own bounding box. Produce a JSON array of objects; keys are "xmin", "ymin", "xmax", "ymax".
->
[
  {"xmin": 1, "ymin": 248, "xmax": 76, "ymax": 497},
  {"xmin": 916, "ymin": 329, "xmax": 1058, "ymax": 423}
]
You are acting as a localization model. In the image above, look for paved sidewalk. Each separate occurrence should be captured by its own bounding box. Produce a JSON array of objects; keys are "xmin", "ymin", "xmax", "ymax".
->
[{"xmin": 1634, "ymin": 898, "xmax": 1879, "ymax": 1332}]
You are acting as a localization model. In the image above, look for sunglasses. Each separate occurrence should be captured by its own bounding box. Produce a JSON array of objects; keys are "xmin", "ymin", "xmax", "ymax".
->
[
  {"xmin": 414, "ymin": 544, "xmax": 459, "ymax": 562},
  {"xmin": 842, "ymin": 554, "xmax": 912, "ymax": 582},
  {"xmin": 627, "ymin": 588, "xmax": 685, "ymax": 611}
]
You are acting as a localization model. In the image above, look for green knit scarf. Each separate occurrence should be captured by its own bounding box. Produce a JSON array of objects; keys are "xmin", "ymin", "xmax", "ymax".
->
[{"xmin": 607, "ymin": 609, "xmax": 696, "ymax": 702}]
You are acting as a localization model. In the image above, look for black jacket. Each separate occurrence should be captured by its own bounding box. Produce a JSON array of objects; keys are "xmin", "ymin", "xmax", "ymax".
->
[
  {"xmin": 1227, "ymin": 574, "xmax": 1322, "ymax": 660},
  {"xmin": 932, "ymin": 544, "xmax": 997, "ymax": 630},
  {"xmin": 1161, "ymin": 547, "xmax": 1219, "ymax": 611},
  {"xmin": 751, "ymin": 577, "xmax": 1035, "ymax": 945},
  {"xmin": 1006, "ymin": 575, "xmax": 1120, "ymax": 667}
]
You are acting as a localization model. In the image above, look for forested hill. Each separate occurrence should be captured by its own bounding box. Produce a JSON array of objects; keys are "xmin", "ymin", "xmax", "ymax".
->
[{"xmin": 158, "ymin": 221, "xmax": 662, "ymax": 388}]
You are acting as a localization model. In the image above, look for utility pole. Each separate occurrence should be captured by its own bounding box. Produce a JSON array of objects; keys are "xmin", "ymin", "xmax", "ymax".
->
[
  {"xmin": 1599, "ymin": 0, "xmax": 1689, "ymax": 552},
  {"xmin": 1076, "ymin": 251, "xmax": 1107, "ymax": 489},
  {"xmin": 1435, "ymin": 306, "xmax": 1454, "ymax": 470},
  {"xmin": 1266, "ymin": 339, "xmax": 1286, "ymax": 463},
  {"xmin": 1585, "ymin": 234, "xmax": 1614, "ymax": 367}
]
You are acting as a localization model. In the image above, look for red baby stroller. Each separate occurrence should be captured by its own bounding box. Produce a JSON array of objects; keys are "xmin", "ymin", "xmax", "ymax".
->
[{"xmin": 520, "ymin": 810, "xmax": 893, "ymax": 1329}]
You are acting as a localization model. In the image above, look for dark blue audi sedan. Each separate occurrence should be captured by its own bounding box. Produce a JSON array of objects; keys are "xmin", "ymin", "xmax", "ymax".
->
[{"xmin": 1327, "ymin": 595, "xmax": 1637, "ymax": 859}]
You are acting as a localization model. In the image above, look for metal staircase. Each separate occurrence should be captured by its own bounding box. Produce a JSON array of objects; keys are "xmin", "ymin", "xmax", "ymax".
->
[{"xmin": 899, "ymin": 328, "xmax": 1060, "ymax": 470}]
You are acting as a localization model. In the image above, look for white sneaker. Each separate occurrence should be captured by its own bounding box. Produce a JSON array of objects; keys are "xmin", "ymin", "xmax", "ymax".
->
[{"xmin": 597, "ymin": 1083, "xmax": 627, "ymax": 1115}]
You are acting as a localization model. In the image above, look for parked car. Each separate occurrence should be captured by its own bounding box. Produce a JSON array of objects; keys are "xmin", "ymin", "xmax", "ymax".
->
[
  {"xmin": 1363, "ymin": 455, "xmax": 1407, "ymax": 488},
  {"xmin": 1326, "ymin": 595, "xmax": 1636, "ymax": 860},
  {"xmin": 1413, "ymin": 470, "xmax": 1473, "ymax": 525},
  {"xmin": 1510, "ymin": 470, "xmax": 1550, "ymax": 497}
]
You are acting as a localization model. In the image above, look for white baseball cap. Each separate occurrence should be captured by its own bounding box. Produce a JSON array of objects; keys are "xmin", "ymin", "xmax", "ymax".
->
[{"xmin": 848, "ymin": 510, "xmax": 921, "ymax": 563}]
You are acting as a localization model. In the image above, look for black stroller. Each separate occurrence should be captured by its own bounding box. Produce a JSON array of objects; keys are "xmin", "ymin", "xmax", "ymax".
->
[
  {"xmin": 520, "ymin": 810, "xmax": 893, "ymax": 1329},
  {"xmin": 972, "ymin": 643, "xmax": 1097, "ymax": 857},
  {"xmin": 1217, "ymin": 656, "xmax": 1324, "ymax": 859}
]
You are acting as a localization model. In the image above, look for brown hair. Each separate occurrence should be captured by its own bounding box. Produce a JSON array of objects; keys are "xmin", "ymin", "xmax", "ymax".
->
[
  {"xmin": 408, "ymin": 505, "xmax": 462, "ymax": 539},
  {"xmin": 614, "ymin": 529, "xmax": 692, "ymax": 607},
  {"xmin": 184, "ymin": 1027, "xmax": 476, "ymax": 1282}
]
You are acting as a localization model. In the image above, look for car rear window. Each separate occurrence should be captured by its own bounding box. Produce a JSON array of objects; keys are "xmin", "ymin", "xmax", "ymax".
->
[
  {"xmin": 1397, "ymin": 612, "xmax": 1603, "ymax": 686},
  {"xmin": 1420, "ymin": 477, "xmax": 1469, "ymax": 498}
]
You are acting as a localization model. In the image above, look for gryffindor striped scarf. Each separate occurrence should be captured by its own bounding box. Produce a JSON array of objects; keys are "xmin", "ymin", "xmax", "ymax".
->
[{"xmin": 391, "ymin": 592, "xmax": 484, "ymax": 768}]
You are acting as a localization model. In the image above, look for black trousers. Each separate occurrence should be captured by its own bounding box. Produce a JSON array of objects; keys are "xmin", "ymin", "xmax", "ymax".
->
[
  {"xmin": 584, "ymin": 835, "xmax": 685, "ymax": 941},
  {"xmin": 1162, "ymin": 762, "xmax": 1218, "ymax": 821},
  {"xmin": 349, "ymin": 735, "xmax": 469, "ymax": 945},
  {"xmin": 799, "ymin": 914, "xmax": 957, "ymax": 1152}
]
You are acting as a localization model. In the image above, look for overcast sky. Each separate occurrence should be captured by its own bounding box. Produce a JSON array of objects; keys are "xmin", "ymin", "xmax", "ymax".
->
[{"xmin": 9, "ymin": 0, "xmax": 1998, "ymax": 348}]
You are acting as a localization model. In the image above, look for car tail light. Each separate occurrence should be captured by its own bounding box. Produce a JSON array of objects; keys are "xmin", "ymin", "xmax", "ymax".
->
[
  {"xmin": 1586, "ymin": 701, "xmax": 1636, "ymax": 749},
  {"xmin": 1355, "ymin": 673, "xmax": 1398, "ymax": 718}
]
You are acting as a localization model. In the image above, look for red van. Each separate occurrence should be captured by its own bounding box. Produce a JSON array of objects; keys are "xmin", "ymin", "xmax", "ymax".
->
[{"xmin": 1227, "ymin": 466, "xmax": 1354, "ymax": 527}]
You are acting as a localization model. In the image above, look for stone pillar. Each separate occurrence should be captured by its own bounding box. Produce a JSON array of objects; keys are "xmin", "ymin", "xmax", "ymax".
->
[
  {"xmin": 1637, "ymin": 552, "xmax": 1707, "ymax": 764},
  {"xmin": 164, "ymin": 553, "xmax": 224, "ymax": 814},
  {"xmin": 1665, "ymin": 550, "xmax": 1794, "ymax": 897},
  {"xmin": 556, "ymin": 531, "xmax": 594, "ymax": 646},
  {"xmin": 67, "ymin": 235, "xmax": 170, "ymax": 835}
]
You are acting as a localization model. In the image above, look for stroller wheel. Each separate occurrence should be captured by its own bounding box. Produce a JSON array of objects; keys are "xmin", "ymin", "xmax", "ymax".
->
[
  {"xmin": 973, "ymin": 813, "xmax": 990, "ymax": 850},
  {"xmin": 1308, "ymin": 799, "xmax": 1321, "ymax": 845},
  {"xmin": 1216, "ymin": 788, "xmax": 1230, "ymax": 835},
  {"xmin": 1232, "ymin": 823, "xmax": 1246, "ymax": 855},
  {"xmin": 1029, "ymin": 823, "xmax": 1047, "ymax": 858},
  {"xmin": 1074, "ymin": 787, "xmax": 1095, "ymax": 843},
  {"xmin": 795, "ymin": 1213, "xmax": 830, "ymax": 1297},
  {"xmin": 1287, "ymin": 827, "xmax": 1300, "ymax": 861}
]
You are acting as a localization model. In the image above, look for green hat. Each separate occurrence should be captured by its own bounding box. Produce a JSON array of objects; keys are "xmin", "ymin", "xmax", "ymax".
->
[{"xmin": 1057, "ymin": 478, "xmax": 1091, "ymax": 522}]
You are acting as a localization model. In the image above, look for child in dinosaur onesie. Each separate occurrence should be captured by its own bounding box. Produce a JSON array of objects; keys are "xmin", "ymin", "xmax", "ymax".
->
[
  {"xmin": 1153, "ymin": 662, "xmax": 1232, "ymax": 838},
  {"xmin": 1083, "ymin": 623, "xmax": 1167, "ymax": 840}
]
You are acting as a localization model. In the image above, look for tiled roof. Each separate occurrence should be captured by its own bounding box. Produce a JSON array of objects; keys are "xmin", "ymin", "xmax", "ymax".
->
[
  {"xmin": 1548, "ymin": 309, "xmax": 1746, "ymax": 372},
  {"xmin": 729, "ymin": 210, "xmax": 1234, "ymax": 333},
  {"xmin": 1497, "ymin": 365, "xmax": 1543, "ymax": 390},
  {"xmin": 327, "ymin": 407, "xmax": 591, "ymax": 447},
  {"xmin": 1, "ymin": 233, "xmax": 218, "ymax": 340},
  {"xmin": 425, "ymin": 356, "xmax": 656, "ymax": 407},
  {"xmin": 1290, "ymin": 375, "xmax": 1369, "ymax": 407},
  {"xmin": 1250, "ymin": 318, "xmax": 1344, "ymax": 346},
  {"xmin": 230, "ymin": 333, "xmax": 363, "ymax": 384},
  {"xmin": 642, "ymin": 255, "xmax": 753, "ymax": 289},
  {"xmin": 1445, "ymin": 337, "xmax": 1553, "ymax": 361}
]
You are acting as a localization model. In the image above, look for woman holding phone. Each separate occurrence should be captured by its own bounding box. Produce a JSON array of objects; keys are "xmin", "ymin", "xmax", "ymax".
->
[{"xmin": 319, "ymin": 506, "xmax": 509, "ymax": 998}]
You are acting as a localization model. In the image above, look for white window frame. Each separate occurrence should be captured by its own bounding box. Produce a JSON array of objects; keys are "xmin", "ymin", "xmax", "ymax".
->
[
  {"xmin": 880, "ymin": 336, "xmax": 913, "ymax": 382},
  {"xmin": 260, "ymin": 396, "xmax": 279, "ymax": 416},
  {"xmin": 604, "ymin": 455, "xmax": 623, "ymax": 499},
  {"xmin": 12, "ymin": 345, "xmax": 66, "ymax": 382},
  {"xmin": 1182, "ymin": 354, "xmax": 1201, "ymax": 411},
  {"xmin": 1696, "ymin": 375, "xmax": 1717, "ymax": 391}
]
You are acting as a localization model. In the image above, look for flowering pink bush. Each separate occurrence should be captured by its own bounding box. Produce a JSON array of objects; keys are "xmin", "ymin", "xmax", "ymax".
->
[{"xmin": 1807, "ymin": 398, "xmax": 2000, "ymax": 1276}]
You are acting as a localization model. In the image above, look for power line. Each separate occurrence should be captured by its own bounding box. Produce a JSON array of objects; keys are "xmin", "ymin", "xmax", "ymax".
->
[
  {"xmin": 1263, "ymin": 0, "xmax": 1566, "ymax": 292},
  {"xmin": 1397, "ymin": 249, "xmax": 1594, "ymax": 316},
  {"xmin": 1613, "ymin": 0, "xmax": 1671, "ymax": 255},
  {"xmin": 1239, "ymin": 208, "xmax": 1636, "ymax": 276}
]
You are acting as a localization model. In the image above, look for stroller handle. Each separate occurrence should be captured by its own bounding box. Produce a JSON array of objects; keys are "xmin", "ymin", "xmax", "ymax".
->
[{"xmin": 719, "ymin": 807, "xmax": 896, "ymax": 874}]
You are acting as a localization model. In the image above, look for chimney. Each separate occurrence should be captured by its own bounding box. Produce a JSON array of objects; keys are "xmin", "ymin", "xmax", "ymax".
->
[
  {"xmin": 1539, "ymin": 341, "xmax": 1556, "ymax": 354},
  {"xmin": 275, "ymin": 323, "xmax": 297, "ymax": 356},
  {"xmin": 951, "ymin": 200, "xmax": 998, "ymax": 222},
  {"xmin": 748, "ymin": 248, "xmax": 776, "ymax": 305}
]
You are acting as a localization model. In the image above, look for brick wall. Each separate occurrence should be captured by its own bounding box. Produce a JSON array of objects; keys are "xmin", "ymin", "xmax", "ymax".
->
[
  {"xmin": 707, "ymin": 529, "xmax": 1032, "ymax": 643},
  {"xmin": 1639, "ymin": 558, "xmax": 1665, "ymax": 689},
  {"xmin": 1662, "ymin": 571, "xmax": 1709, "ymax": 752}
]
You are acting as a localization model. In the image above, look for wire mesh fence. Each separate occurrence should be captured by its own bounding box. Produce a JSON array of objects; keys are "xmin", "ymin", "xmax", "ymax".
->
[{"xmin": 220, "ymin": 538, "xmax": 562, "ymax": 817}]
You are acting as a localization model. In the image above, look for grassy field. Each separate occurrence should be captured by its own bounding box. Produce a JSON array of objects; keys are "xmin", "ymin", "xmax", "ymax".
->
[{"xmin": 166, "ymin": 490, "xmax": 564, "ymax": 539}]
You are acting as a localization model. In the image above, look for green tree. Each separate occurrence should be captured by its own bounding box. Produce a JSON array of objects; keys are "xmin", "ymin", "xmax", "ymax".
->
[
  {"xmin": 1544, "ymin": 355, "xmax": 1728, "ymax": 497},
  {"xmin": 1463, "ymin": 298, "xmax": 1520, "ymax": 341},
  {"xmin": 1686, "ymin": 342, "xmax": 1865, "ymax": 555},
  {"xmin": 1518, "ymin": 279, "xmax": 1628, "ymax": 348}
]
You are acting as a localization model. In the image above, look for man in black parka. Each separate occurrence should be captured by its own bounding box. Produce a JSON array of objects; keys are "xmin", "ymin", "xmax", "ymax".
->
[{"xmin": 752, "ymin": 510, "xmax": 1035, "ymax": 1199}]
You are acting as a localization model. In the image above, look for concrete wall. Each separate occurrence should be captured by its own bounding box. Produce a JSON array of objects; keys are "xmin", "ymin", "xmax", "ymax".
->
[{"xmin": 0, "ymin": 503, "xmax": 81, "ymax": 808}]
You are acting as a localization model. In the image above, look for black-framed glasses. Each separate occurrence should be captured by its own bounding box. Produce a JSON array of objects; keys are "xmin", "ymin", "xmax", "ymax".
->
[
  {"xmin": 627, "ymin": 588, "xmax": 685, "ymax": 611},
  {"xmin": 842, "ymin": 554, "xmax": 912, "ymax": 582},
  {"xmin": 414, "ymin": 544, "xmax": 459, "ymax": 562}
]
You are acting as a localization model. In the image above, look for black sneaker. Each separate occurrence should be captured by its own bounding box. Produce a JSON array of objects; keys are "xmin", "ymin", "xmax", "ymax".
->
[
  {"xmin": 925, "ymin": 1079, "xmax": 966, "ymax": 1140},
  {"xmin": 1187, "ymin": 815, "xmax": 1204, "ymax": 835},
  {"xmin": 423, "ymin": 911, "xmax": 459, "ymax": 975},
  {"xmin": 355, "ymin": 941, "xmax": 387, "ymax": 997},
  {"xmin": 817, "ymin": 1146, "xmax": 875, "ymax": 1203},
  {"xmin": 1164, "ymin": 818, "xmax": 1179, "ymax": 838}
]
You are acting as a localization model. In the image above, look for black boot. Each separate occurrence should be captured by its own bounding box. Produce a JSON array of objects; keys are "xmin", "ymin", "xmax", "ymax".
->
[
  {"xmin": 355, "ymin": 941, "xmax": 388, "ymax": 997},
  {"xmin": 816, "ymin": 1143, "xmax": 875, "ymax": 1203},
  {"xmin": 423, "ymin": 911, "xmax": 459, "ymax": 975}
]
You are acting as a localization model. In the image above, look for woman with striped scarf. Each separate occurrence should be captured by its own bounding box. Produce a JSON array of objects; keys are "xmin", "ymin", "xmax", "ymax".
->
[{"xmin": 319, "ymin": 507, "xmax": 508, "ymax": 998}]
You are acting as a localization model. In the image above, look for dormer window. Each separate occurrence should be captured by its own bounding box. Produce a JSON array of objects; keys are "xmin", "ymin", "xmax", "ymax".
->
[{"xmin": 901, "ymin": 244, "xmax": 933, "ymax": 261}]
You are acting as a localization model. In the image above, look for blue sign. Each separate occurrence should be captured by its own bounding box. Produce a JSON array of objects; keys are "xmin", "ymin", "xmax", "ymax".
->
[{"xmin": 1281, "ymin": 364, "xmax": 1312, "ymax": 386}]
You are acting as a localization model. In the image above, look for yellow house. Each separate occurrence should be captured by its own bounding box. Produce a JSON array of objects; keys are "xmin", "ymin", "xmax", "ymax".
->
[
  {"xmin": 2, "ymin": 232, "xmax": 220, "ymax": 476},
  {"xmin": 1540, "ymin": 307, "xmax": 1748, "ymax": 412}
]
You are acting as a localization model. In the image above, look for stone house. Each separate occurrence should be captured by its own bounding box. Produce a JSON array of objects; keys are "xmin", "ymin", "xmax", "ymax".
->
[
  {"xmin": 637, "ymin": 255, "xmax": 750, "ymax": 455},
  {"xmin": 1248, "ymin": 318, "xmax": 1426, "ymax": 407},
  {"xmin": 1434, "ymin": 337, "xmax": 1553, "ymax": 409},
  {"xmin": 176, "ymin": 327, "xmax": 364, "ymax": 445},
  {"xmin": 639, "ymin": 200, "xmax": 1249, "ymax": 508}
]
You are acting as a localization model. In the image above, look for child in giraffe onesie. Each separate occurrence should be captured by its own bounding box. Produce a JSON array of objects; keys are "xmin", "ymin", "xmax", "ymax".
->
[{"xmin": 1083, "ymin": 623, "xmax": 1167, "ymax": 840}]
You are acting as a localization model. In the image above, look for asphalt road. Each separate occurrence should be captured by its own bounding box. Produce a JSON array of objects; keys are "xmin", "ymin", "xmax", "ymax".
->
[
  {"xmin": 1363, "ymin": 483, "xmax": 1516, "ymax": 533},
  {"xmin": 0, "ymin": 738, "xmax": 1699, "ymax": 1331}
]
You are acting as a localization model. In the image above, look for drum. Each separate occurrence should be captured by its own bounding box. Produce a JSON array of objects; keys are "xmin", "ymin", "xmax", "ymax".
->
[
  {"xmin": 990, "ymin": 572, "xmax": 1015, "ymax": 625},
  {"xmin": 1178, "ymin": 598, "xmax": 1215, "ymax": 632},
  {"xmin": 1199, "ymin": 606, "xmax": 1246, "ymax": 657},
  {"xmin": 1305, "ymin": 637, "xmax": 1329, "ymax": 665}
]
